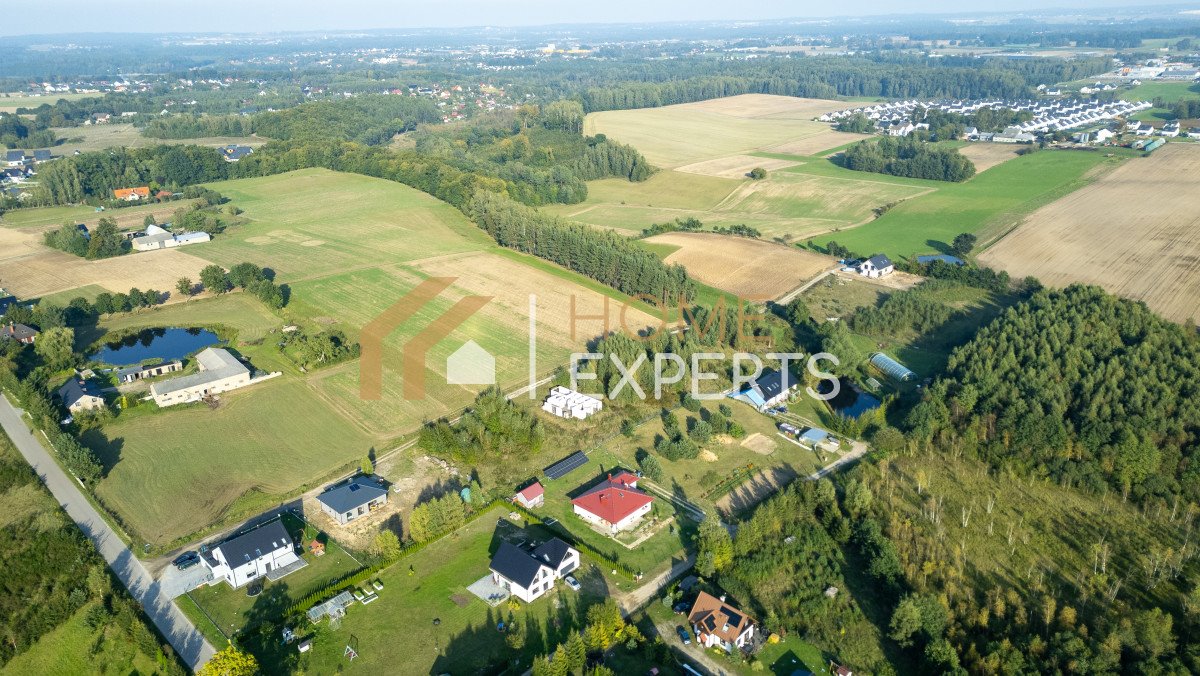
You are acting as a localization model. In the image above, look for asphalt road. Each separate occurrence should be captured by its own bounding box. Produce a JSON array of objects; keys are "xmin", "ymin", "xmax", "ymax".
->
[{"xmin": 0, "ymin": 394, "xmax": 216, "ymax": 671}]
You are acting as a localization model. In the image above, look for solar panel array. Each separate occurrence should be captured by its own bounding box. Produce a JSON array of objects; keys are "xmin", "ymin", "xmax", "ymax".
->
[{"xmin": 544, "ymin": 450, "xmax": 588, "ymax": 480}]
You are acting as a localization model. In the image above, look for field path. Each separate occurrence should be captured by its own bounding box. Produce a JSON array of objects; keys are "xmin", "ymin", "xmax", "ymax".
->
[{"xmin": 0, "ymin": 394, "xmax": 216, "ymax": 671}]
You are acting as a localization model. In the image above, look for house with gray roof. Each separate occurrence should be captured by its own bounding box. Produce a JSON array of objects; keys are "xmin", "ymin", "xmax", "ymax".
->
[
  {"xmin": 149, "ymin": 347, "xmax": 251, "ymax": 406},
  {"xmin": 489, "ymin": 537, "xmax": 579, "ymax": 603},
  {"xmin": 317, "ymin": 476, "xmax": 389, "ymax": 525},
  {"xmin": 56, "ymin": 378, "xmax": 105, "ymax": 414},
  {"xmin": 201, "ymin": 518, "xmax": 303, "ymax": 589}
]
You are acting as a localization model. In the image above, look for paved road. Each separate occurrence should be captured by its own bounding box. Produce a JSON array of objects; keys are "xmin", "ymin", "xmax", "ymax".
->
[{"xmin": 0, "ymin": 394, "xmax": 217, "ymax": 671}]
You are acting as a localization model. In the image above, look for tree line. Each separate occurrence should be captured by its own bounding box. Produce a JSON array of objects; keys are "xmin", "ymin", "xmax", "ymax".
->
[{"xmin": 843, "ymin": 136, "xmax": 976, "ymax": 182}]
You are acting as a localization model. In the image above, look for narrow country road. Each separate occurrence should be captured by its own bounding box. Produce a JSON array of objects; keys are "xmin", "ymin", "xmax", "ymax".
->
[{"xmin": 0, "ymin": 394, "xmax": 217, "ymax": 671}]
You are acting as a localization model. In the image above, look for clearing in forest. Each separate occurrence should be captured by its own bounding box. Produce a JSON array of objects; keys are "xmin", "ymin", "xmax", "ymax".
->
[{"xmin": 979, "ymin": 143, "xmax": 1200, "ymax": 324}]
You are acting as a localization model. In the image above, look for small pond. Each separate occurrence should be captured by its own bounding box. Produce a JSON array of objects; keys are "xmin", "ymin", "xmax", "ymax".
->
[
  {"xmin": 819, "ymin": 377, "xmax": 882, "ymax": 419},
  {"xmin": 89, "ymin": 327, "xmax": 221, "ymax": 366}
]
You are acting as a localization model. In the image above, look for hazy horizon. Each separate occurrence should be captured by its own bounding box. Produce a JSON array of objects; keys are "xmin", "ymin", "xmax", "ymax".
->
[{"xmin": 4, "ymin": 0, "xmax": 1191, "ymax": 37}]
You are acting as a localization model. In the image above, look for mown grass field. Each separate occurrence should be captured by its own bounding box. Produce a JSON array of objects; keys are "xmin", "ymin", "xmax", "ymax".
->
[
  {"xmin": 1120, "ymin": 81, "xmax": 1200, "ymax": 121},
  {"xmin": 805, "ymin": 149, "xmax": 1119, "ymax": 259}
]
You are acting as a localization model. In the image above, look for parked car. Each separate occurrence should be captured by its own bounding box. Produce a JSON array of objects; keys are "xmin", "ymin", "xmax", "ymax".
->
[
  {"xmin": 173, "ymin": 551, "xmax": 200, "ymax": 570},
  {"xmin": 564, "ymin": 575, "xmax": 581, "ymax": 591},
  {"xmin": 676, "ymin": 625, "xmax": 691, "ymax": 645},
  {"xmin": 673, "ymin": 601, "xmax": 690, "ymax": 614}
]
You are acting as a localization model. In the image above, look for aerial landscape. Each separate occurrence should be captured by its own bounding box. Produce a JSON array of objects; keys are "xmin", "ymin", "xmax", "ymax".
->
[{"xmin": 2, "ymin": 1, "xmax": 1200, "ymax": 675}]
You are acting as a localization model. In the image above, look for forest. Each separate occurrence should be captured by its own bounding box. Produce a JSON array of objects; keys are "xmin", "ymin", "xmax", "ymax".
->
[
  {"xmin": 906, "ymin": 284, "xmax": 1200, "ymax": 506},
  {"xmin": 843, "ymin": 136, "xmax": 976, "ymax": 182}
]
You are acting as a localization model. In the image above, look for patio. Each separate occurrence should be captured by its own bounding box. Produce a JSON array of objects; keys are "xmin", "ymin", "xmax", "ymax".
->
[{"xmin": 467, "ymin": 574, "xmax": 510, "ymax": 607}]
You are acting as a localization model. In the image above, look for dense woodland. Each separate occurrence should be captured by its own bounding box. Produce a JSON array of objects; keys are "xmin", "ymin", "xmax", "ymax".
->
[{"xmin": 843, "ymin": 136, "xmax": 976, "ymax": 182}]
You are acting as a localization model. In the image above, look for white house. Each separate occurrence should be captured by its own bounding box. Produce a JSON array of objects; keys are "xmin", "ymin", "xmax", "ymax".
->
[
  {"xmin": 542, "ymin": 386, "xmax": 603, "ymax": 420},
  {"xmin": 489, "ymin": 538, "xmax": 580, "ymax": 603},
  {"xmin": 857, "ymin": 254, "xmax": 894, "ymax": 278},
  {"xmin": 316, "ymin": 476, "xmax": 389, "ymax": 525},
  {"xmin": 149, "ymin": 347, "xmax": 251, "ymax": 406},
  {"xmin": 571, "ymin": 472, "xmax": 653, "ymax": 533},
  {"xmin": 132, "ymin": 224, "xmax": 211, "ymax": 252},
  {"xmin": 201, "ymin": 519, "xmax": 302, "ymax": 589},
  {"xmin": 688, "ymin": 591, "xmax": 757, "ymax": 654},
  {"xmin": 56, "ymin": 379, "xmax": 105, "ymax": 414}
]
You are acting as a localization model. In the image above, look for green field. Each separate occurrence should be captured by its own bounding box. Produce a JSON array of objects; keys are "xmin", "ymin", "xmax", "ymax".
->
[
  {"xmin": 805, "ymin": 149, "xmax": 1119, "ymax": 259},
  {"xmin": 1121, "ymin": 81, "xmax": 1200, "ymax": 104},
  {"xmin": 0, "ymin": 602, "xmax": 163, "ymax": 675},
  {"xmin": 0, "ymin": 91, "xmax": 95, "ymax": 113}
]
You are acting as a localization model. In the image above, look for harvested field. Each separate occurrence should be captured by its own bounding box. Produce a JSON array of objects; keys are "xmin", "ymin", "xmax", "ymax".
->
[
  {"xmin": 585, "ymin": 94, "xmax": 854, "ymax": 167},
  {"xmin": 0, "ymin": 244, "xmax": 210, "ymax": 301},
  {"xmin": 50, "ymin": 123, "xmax": 265, "ymax": 154},
  {"xmin": 766, "ymin": 131, "xmax": 872, "ymax": 156},
  {"xmin": 956, "ymin": 143, "xmax": 1023, "ymax": 173},
  {"xmin": 980, "ymin": 143, "xmax": 1200, "ymax": 323},
  {"xmin": 647, "ymin": 231, "xmax": 834, "ymax": 299},
  {"xmin": 675, "ymin": 155, "xmax": 800, "ymax": 179}
]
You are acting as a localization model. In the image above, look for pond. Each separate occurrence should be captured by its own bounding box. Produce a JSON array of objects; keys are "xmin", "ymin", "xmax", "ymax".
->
[
  {"xmin": 819, "ymin": 378, "xmax": 882, "ymax": 419},
  {"xmin": 89, "ymin": 327, "xmax": 221, "ymax": 366}
]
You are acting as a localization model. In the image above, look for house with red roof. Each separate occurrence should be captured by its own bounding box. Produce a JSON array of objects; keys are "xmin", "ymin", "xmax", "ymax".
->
[
  {"xmin": 112, "ymin": 186, "xmax": 150, "ymax": 201},
  {"xmin": 513, "ymin": 481, "xmax": 544, "ymax": 508},
  {"xmin": 571, "ymin": 472, "xmax": 653, "ymax": 534}
]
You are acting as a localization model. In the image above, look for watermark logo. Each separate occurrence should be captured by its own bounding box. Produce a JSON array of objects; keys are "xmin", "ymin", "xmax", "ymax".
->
[{"xmin": 358, "ymin": 277, "xmax": 492, "ymax": 400}]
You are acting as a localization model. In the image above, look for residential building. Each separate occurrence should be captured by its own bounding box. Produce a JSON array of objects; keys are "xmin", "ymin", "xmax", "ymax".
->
[
  {"xmin": 489, "ymin": 538, "xmax": 580, "ymax": 603},
  {"xmin": 132, "ymin": 224, "xmax": 211, "ymax": 251},
  {"xmin": 5, "ymin": 150, "xmax": 27, "ymax": 167},
  {"xmin": 220, "ymin": 144, "xmax": 255, "ymax": 162},
  {"xmin": 113, "ymin": 187, "xmax": 150, "ymax": 201},
  {"xmin": 513, "ymin": 481, "xmax": 545, "ymax": 508},
  {"xmin": 201, "ymin": 519, "xmax": 303, "ymax": 589},
  {"xmin": 734, "ymin": 368, "xmax": 797, "ymax": 410},
  {"xmin": 56, "ymin": 379, "xmax": 105, "ymax": 414},
  {"xmin": 571, "ymin": 472, "xmax": 653, "ymax": 533},
  {"xmin": 542, "ymin": 386, "xmax": 603, "ymax": 420},
  {"xmin": 858, "ymin": 254, "xmax": 894, "ymax": 278},
  {"xmin": 115, "ymin": 360, "xmax": 183, "ymax": 383},
  {"xmin": 688, "ymin": 591, "xmax": 757, "ymax": 654},
  {"xmin": 149, "ymin": 347, "xmax": 251, "ymax": 406},
  {"xmin": 316, "ymin": 476, "xmax": 389, "ymax": 525},
  {"xmin": 1, "ymin": 322, "xmax": 38, "ymax": 344}
]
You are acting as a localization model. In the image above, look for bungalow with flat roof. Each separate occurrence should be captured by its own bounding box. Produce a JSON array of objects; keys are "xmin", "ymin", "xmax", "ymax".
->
[
  {"xmin": 542, "ymin": 386, "xmax": 603, "ymax": 420},
  {"xmin": 149, "ymin": 347, "xmax": 251, "ymax": 406},
  {"xmin": 688, "ymin": 591, "xmax": 757, "ymax": 654},
  {"xmin": 316, "ymin": 476, "xmax": 389, "ymax": 525}
]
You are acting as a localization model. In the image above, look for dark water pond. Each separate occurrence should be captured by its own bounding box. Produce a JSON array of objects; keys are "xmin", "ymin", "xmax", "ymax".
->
[
  {"xmin": 89, "ymin": 327, "xmax": 220, "ymax": 365},
  {"xmin": 819, "ymin": 377, "xmax": 882, "ymax": 418}
]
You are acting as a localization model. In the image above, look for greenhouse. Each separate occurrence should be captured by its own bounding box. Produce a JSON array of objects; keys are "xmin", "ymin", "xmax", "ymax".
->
[{"xmin": 870, "ymin": 353, "xmax": 917, "ymax": 382}]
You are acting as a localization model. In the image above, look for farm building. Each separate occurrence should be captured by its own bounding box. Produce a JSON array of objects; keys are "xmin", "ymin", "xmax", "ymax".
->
[
  {"xmin": 733, "ymin": 368, "xmax": 797, "ymax": 411},
  {"xmin": 870, "ymin": 353, "xmax": 917, "ymax": 382},
  {"xmin": 149, "ymin": 347, "xmax": 251, "ymax": 407},
  {"xmin": 571, "ymin": 472, "xmax": 653, "ymax": 534},
  {"xmin": 201, "ymin": 518, "xmax": 304, "ymax": 589},
  {"xmin": 688, "ymin": 591, "xmax": 757, "ymax": 654},
  {"xmin": 857, "ymin": 254, "xmax": 894, "ymax": 278},
  {"xmin": 798, "ymin": 427, "xmax": 841, "ymax": 453},
  {"xmin": 115, "ymin": 360, "xmax": 183, "ymax": 383},
  {"xmin": 56, "ymin": 379, "xmax": 105, "ymax": 414},
  {"xmin": 316, "ymin": 476, "xmax": 389, "ymax": 525},
  {"xmin": 513, "ymin": 481, "xmax": 545, "ymax": 508},
  {"xmin": 112, "ymin": 187, "xmax": 150, "ymax": 201},
  {"xmin": 542, "ymin": 386, "xmax": 603, "ymax": 419},
  {"xmin": 489, "ymin": 538, "xmax": 580, "ymax": 603},
  {"xmin": 132, "ymin": 224, "xmax": 211, "ymax": 252}
]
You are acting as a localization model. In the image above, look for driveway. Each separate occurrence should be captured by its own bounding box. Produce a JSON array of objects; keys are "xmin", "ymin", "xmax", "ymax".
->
[
  {"xmin": 0, "ymin": 394, "xmax": 216, "ymax": 671},
  {"xmin": 159, "ymin": 562, "xmax": 213, "ymax": 599}
]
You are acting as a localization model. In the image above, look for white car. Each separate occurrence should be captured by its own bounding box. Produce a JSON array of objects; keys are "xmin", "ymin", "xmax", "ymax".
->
[{"xmin": 564, "ymin": 575, "xmax": 581, "ymax": 591}]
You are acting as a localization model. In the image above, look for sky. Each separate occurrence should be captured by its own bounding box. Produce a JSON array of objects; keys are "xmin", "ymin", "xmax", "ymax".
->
[{"xmin": 4, "ymin": 0, "xmax": 1184, "ymax": 36}]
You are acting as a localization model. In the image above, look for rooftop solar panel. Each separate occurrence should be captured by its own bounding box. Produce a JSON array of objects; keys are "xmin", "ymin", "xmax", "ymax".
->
[{"xmin": 544, "ymin": 450, "xmax": 588, "ymax": 480}]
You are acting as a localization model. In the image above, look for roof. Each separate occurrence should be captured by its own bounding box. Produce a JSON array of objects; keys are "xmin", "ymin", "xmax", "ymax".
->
[
  {"xmin": 57, "ymin": 379, "xmax": 103, "ymax": 408},
  {"xmin": 150, "ymin": 347, "xmax": 248, "ymax": 397},
  {"xmin": 221, "ymin": 144, "xmax": 254, "ymax": 160},
  {"xmin": 689, "ymin": 591, "xmax": 755, "ymax": 644},
  {"xmin": 798, "ymin": 428, "xmax": 831, "ymax": 444},
  {"xmin": 1, "ymin": 323, "xmax": 38, "ymax": 341},
  {"xmin": 216, "ymin": 519, "xmax": 293, "ymax": 566},
  {"xmin": 32, "ymin": 150, "xmax": 51, "ymax": 161},
  {"xmin": 174, "ymin": 232, "xmax": 211, "ymax": 244},
  {"xmin": 531, "ymin": 537, "xmax": 575, "ymax": 569},
  {"xmin": 133, "ymin": 231, "xmax": 174, "ymax": 247},
  {"xmin": 745, "ymin": 368, "xmax": 793, "ymax": 403},
  {"xmin": 5, "ymin": 150, "xmax": 25, "ymax": 162},
  {"xmin": 864, "ymin": 254, "xmax": 893, "ymax": 269},
  {"xmin": 516, "ymin": 481, "xmax": 544, "ymax": 501},
  {"xmin": 571, "ymin": 475, "xmax": 653, "ymax": 525},
  {"xmin": 490, "ymin": 541, "xmax": 547, "ymax": 588},
  {"xmin": 112, "ymin": 187, "xmax": 150, "ymax": 199},
  {"xmin": 317, "ymin": 476, "xmax": 388, "ymax": 514},
  {"xmin": 115, "ymin": 360, "xmax": 181, "ymax": 379}
]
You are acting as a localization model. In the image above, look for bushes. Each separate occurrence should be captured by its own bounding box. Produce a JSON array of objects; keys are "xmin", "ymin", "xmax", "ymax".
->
[{"xmin": 843, "ymin": 136, "xmax": 976, "ymax": 182}]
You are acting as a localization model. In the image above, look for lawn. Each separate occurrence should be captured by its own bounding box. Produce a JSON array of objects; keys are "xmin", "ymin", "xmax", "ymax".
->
[
  {"xmin": 805, "ymin": 149, "xmax": 1119, "ymax": 259},
  {"xmin": 287, "ymin": 514, "xmax": 607, "ymax": 675},
  {"xmin": 0, "ymin": 91, "xmax": 95, "ymax": 113},
  {"xmin": 182, "ymin": 514, "xmax": 362, "ymax": 643},
  {"xmin": 0, "ymin": 602, "xmax": 163, "ymax": 675}
]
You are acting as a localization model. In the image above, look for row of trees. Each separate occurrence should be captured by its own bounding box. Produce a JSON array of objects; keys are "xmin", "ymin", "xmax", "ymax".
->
[{"xmin": 843, "ymin": 136, "xmax": 976, "ymax": 182}]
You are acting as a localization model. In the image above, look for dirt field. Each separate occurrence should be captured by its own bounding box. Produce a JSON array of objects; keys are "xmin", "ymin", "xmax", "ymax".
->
[
  {"xmin": 956, "ymin": 143, "xmax": 1023, "ymax": 173},
  {"xmin": 766, "ymin": 131, "xmax": 873, "ymax": 156},
  {"xmin": 979, "ymin": 144, "xmax": 1200, "ymax": 323},
  {"xmin": 675, "ymin": 155, "xmax": 800, "ymax": 179},
  {"xmin": 584, "ymin": 94, "xmax": 855, "ymax": 167},
  {"xmin": 647, "ymin": 232, "xmax": 835, "ymax": 299}
]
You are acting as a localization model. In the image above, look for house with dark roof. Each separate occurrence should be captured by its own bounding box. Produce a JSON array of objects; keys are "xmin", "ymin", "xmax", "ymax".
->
[
  {"xmin": 1, "ymin": 322, "xmax": 38, "ymax": 345},
  {"xmin": 857, "ymin": 254, "xmax": 894, "ymax": 278},
  {"xmin": 571, "ymin": 472, "xmax": 653, "ymax": 534},
  {"xmin": 688, "ymin": 590, "xmax": 757, "ymax": 654},
  {"xmin": 201, "ymin": 518, "xmax": 303, "ymax": 588},
  {"xmin": 5, "ymin": 150, "xmax": 28, "ymax": 166},
  {"xmin": 734, "ymin": 368, "xmax": 796, "ymax": 411},
  {"xmin": 220, "ymin": 144, "xmax": 254, "ymax": 162},
  {"xmin": 316, "ymin": 475, "xmax": 388, "ymax": 525},
  {"xmin": 56, "ymin": 378, "xmax": 105, "ymax": 414},
  {"xmin": 489, "ymin": 537, "xmax": 579, "ymax": 603},
  {"xmin": 32, "ymin": 149, "xmax": 53, "ymax": 163}
]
